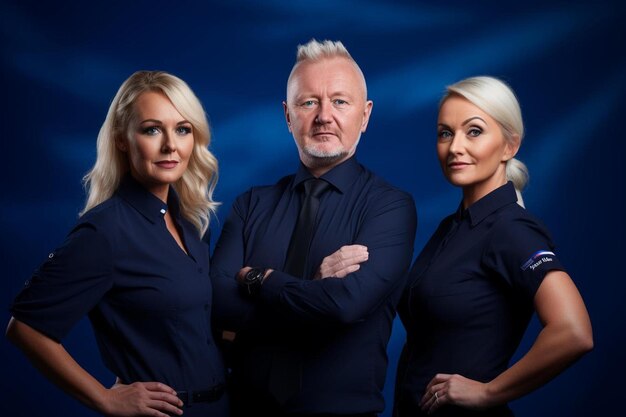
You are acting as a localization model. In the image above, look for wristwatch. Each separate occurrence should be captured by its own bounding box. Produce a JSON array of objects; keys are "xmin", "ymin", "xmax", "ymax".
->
[{"xmin": 240, "ymin": 267, "xmax": 267, "ymax": 297}]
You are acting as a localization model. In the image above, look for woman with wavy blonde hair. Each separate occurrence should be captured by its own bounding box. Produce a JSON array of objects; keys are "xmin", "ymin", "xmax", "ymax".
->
[
  {"xmin": 82, "ymin": 70, "xmax": 219, "ymax": 235},
  {"xmin": 7, "ymin": 71, "xmax": 228, "ymax": 417}
]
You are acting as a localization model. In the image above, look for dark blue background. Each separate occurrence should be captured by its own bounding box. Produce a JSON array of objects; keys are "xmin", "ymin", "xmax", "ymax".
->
[{"xmin": 2, "ymin": 1, "xmax": 624, "ymax": 416}]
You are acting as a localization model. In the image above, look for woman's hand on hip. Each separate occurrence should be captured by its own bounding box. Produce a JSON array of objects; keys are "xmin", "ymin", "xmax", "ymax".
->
[
  {"xmin": 420, "ymin": 373, "xmax": 493, "ymax": 414},
  {"xmin": 101, "ymin": 381, "xmax": 183, "ymax": 416}
]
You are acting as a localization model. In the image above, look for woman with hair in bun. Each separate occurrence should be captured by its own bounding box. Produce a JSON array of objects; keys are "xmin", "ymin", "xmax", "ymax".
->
[
  {"xmin": 6, "ymin": 70, "xmax": 228, "ymax": 417},
  {"xmin": 393, "ymin": 76, "xmax": 593, "ymax": 416}
]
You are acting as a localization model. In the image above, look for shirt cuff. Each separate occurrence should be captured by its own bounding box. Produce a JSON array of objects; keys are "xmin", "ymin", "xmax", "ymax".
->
[{"xmin": 259, "ymin": 270, "xmax": 294, "ymax": 304}]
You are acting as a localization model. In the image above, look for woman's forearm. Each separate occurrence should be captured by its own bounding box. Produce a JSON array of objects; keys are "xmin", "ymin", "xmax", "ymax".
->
[
  {"xmin": 6, "ymin": 317, "xmax": 109, "ymax": 412},
  {"xmin": 486, "ymin": 317, "xmax": 593, "ymax": 405},
  {"xmin": 486, "ymin": 271, "xmax": 593, "ymax": 405}
]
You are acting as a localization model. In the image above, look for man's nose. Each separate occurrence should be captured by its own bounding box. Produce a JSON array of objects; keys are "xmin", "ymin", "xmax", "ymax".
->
[{"xmin": 315, "ymin": 101, "xmax": 333, "ymax": 124}]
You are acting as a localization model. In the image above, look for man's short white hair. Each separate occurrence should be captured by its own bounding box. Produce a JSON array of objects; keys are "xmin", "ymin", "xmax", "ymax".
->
[
  {"xmin": 287, "ymin": 38, "xmax": 368, "ymax": 99},
  {"xmin": 296, "ymin": 39, "xmax": 353, "ymax": 62}
]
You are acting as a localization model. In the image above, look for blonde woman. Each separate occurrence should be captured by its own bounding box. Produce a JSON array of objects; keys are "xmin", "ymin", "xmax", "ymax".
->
[
  {"xmin": 394, "ymin": 76, "xmax": 593, "ymax": 416},
  {"xmin": 6, "ymin": 71, "xmax": 227, "ymax": 417}
]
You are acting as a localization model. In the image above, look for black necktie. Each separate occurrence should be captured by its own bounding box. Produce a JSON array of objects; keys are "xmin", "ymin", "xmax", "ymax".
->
[
  {"xmin": 284, "ymin": 178, "xmax": 330, "ymax": 278},
  {"xmin": 269, "ymin": 178, "xmax": 329, "ymax": 406}
]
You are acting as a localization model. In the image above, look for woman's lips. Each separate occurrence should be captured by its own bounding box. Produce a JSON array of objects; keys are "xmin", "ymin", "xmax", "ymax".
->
[
  {"xmin": 155, "ymin": 160, "xmax": 179, "ymax": 169},
  {"xmin": 448, "ymin": 162, "xmax": 470, "ymax": 169}
]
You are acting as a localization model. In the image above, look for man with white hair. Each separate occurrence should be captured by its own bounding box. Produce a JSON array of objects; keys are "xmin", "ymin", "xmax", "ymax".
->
[{"xmin": 212, "ymin": 39, "xmax": 417, "ymax": 417}]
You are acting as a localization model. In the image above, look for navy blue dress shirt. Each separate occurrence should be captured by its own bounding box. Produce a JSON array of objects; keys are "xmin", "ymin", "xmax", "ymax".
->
[
  {"xmin": 211, "ymin": 156, "xmax": 417, "ymax": 414},
  {"xmin": 394, "ymin": 182, "xmax": 565, "ymax": 417},
  {"xmin": 11, "ymin": 175, "xmax": 228, "ymax": 417}
]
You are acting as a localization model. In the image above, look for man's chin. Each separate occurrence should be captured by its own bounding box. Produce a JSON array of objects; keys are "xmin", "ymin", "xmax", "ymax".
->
[
  {"xmin": 304, "ymin": 149, "xmax": 349, "ymax": 165},
  {"xmin": 304, "ymin": 144, "xmax": 346, "ymax": 158}
]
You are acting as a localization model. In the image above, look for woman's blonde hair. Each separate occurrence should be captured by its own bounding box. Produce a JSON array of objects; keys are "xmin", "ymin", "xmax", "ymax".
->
[
  {"xmin": 442, "ymin": 76, "xmax": 528, "ymax": 206},
  {"xmin": 81, "ymin": 70, "xmax": 218, "ymax": 236}
]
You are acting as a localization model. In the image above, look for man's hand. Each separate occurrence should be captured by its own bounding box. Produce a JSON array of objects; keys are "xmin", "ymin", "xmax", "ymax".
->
[
  {"xmin": 315, "ymin": 245, "xmax": 369, "ymax": 279},
  {"xmin": 236, "ymin": 267, "xmax": 253, "ymax": 284}
]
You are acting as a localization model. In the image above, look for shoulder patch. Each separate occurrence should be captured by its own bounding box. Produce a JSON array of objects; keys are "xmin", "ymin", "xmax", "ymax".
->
[{"xmin": 521, "ymin": 250, "xmax": 556, "ymax": 271}]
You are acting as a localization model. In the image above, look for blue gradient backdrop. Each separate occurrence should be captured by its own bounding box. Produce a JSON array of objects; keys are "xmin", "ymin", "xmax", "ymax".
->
[{"xmin": 2, "ymin": 1, "xmax": 624, "ymax": 416}]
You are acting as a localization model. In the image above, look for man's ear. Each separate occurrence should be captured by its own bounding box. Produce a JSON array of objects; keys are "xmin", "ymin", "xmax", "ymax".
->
[
  {"xmin": 283, "ymin": 101, "xmax": 292, "ymax": 132},
  {"xmin": 503, "ymin": 133, "xmax": 521, "ymax": 161},
  {"xmin": 360, "ymin": 100, "xmax": 374, "ymax": 132}
]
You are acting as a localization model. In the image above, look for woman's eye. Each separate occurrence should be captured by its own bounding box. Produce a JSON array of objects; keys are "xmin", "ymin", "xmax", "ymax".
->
[
  {"xmin": 176, "ymin": 126, "xmax": 192, "ymax": 135},
  {"xmin": 142, "ymin": 126, "xmax": 160, "ymax": 136},
  {"xmin": 438, "ymin": 130, "xmax": 452, "ymax": 140},
  {"xmin": 468, "ymin": 128, "xmax": 482, "ymax": 137}
]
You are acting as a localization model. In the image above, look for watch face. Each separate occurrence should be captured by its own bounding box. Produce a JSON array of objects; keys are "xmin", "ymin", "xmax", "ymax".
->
[
  {"xmin": 242, "ymin": 268, "xmax": 265, "ymax": 297},
  {"xmin": 246, "ymin": 269, "xmax": 262, "ymax": 283}
]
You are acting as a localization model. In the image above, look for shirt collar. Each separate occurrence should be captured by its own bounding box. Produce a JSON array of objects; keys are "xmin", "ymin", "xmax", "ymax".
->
[
  {"xmin": 456, "ymin": 181, "xmax": 519, "ymax": 227},
  {"xmin": 116, "ymin": 174, "xmax": 180, "ymax": 224},
  {"xmin": 291, "ymin": 156, "xmax": 362, "ymax": 194}
]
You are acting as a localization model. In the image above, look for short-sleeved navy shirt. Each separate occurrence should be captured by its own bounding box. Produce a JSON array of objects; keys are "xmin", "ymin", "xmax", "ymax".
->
[
  {"xmin": 11, "ymin": 175, "xmax": 227, "ymax": 416},
  {"xmin": 395, "ymin": 182, "xmax": 565, "ymax": 417}
]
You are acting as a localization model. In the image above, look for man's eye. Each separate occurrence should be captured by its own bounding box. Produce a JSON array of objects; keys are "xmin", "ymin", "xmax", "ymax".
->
[
  {"xmin": 333, "ymin": 99, "xmax": 347, "ymax": 105},
  {"xmin": 302, "ymin": 100, "xmax": 317, "ymax": 107}
]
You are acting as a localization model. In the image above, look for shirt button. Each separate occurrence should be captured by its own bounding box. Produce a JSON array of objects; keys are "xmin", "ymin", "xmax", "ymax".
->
[
  {"xmin": 24, "ymin": 280, "xmax": 30, "ymax": 287},
  {"xmin": 48, "ymin": 252, "xmax": 54, "ymax": 259},
  {"xmin": 160, "ymin": 208, "xmax": 166, "ymax": 215}
]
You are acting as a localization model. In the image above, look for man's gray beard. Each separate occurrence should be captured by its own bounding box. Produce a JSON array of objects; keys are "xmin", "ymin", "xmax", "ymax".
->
[
  {"xmin": 303, "ymin": 145, "xmax": 349, "ymax": 166},
  {"xmin": 302, "ymin": 135, "xmax": 360, "ymax": 167}
]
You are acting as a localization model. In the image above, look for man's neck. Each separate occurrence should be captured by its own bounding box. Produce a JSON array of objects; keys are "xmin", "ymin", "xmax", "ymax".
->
[{"xmin": 302, "ymin": 154, "xmax": 354, "ymax": 178}]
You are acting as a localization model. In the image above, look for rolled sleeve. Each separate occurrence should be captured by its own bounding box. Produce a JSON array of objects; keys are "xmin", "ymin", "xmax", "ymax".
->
[{"xmin": 10, "ymin": 223, "xmax": 113, "ymax": 341}]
